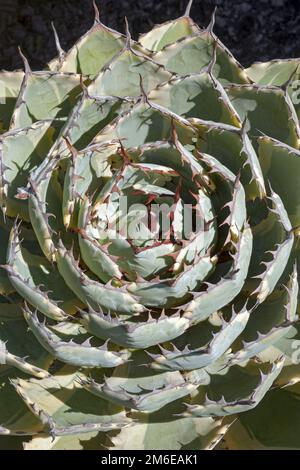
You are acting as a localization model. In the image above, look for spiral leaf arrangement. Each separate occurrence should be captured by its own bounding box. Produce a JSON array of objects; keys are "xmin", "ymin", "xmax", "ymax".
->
[{"xmin": 1, "ymin": 1, "xmax": 300, "ymax": 450}]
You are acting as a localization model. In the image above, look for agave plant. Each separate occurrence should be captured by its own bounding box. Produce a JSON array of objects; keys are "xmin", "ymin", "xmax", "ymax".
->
[{"xmin": 1, "ymin": 0, "xmax": 300, "ymax": 450}]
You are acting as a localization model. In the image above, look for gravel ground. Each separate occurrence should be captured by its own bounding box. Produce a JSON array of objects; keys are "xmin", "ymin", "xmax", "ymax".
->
[{"xmin": 0, "ymin": 0, "xmax": 299, "ymax": 71}]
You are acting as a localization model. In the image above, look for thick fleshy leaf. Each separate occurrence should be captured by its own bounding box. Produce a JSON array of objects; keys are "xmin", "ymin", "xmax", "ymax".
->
[
  {"xmin": 154, "ymin": 31, "xmax": 250, "ymax": 85},
  {"xmin": 246, "ymin": 59, "xmax": 300, "ymax": 86},
  {"xmin": 258, "ymin": 136, "xmax": 300, "ymax": 227},
  {"xmin": 0, "ymin": 120, "xmax": 59, "ymax": 219},
  {"xmin": 89, "ymin": 47, "xmax": 172, "ymax": 98},
  {"xmin": 6, "ymin": 223, "xmax": 77, "ymax": 320},
  {"xmin": 225, "ymin": 84, "xmax": 300, "ymax": 149},
  {"xmin": 110, "ymin": 403, "xmax": 223, "ymax": 450},
  {"xmin": 195, "ymin": 123, "xmax": 266, "ymax": 200},
  {"xmin": 225, "ymin": 383, "xmax": 300, "ymax": 449},
  {"xmin": 56, "ymin": 241, "xmax": 145, "ymax": 315},
  {"xmin": 246, "ymin": 60, "xmax": 300, "ymax": 117},
  {"xmin": 149, "ymin": 72, "xmax": 241, "ymax": 126},
  {"xmin": 23, "ymin": 305, "xmax": 129, "ymax": 369},
  {"xmin": 24, "ymin": 432, "xmax": 101, "ymax": 450},
  {"xmin": 49, "ymin": 22, "xmax": 126, "ymax": 77},
  {"xmin": 0, "ymin": 369, "xmax": 43, "ymax": 437},
  {"xmin": 183, "ymin": 226, "xmax": 253, "ymax": 323},
  {"xmin": 139, "ymin": 13, "xmax": 200, "ymax": 52},
  {"xmin": 93, "ymin": 100, "xmax": 196, "ymax": 150},
  {"xmin": 12, "ymin": 368, "xmax": 132, "ymax": 437},
  {"xmin": 149, "ymin": 306, "xmax": 250, "ymax": 371},
  {"xmin": 185, "ymin": 359, "xmax": 284, "ymax": 417},
  {"xmin": 11, "ymin": 71, "xmax": 82, "ymax": 129},
  {"xmin": 79, "ymin": 307, "xmax": 190, "ymax": 349}
]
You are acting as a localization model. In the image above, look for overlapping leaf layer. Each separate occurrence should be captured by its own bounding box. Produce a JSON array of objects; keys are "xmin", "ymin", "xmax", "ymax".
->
[{"xmin": 1, "ymin": 1, "xmax": 300, "ymax": 450}]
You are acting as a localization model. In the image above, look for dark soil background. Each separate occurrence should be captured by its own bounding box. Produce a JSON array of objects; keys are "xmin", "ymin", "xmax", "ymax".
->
[{"xmin": 0, "ymin": 0, "xmax": 299, "ymax": 71}]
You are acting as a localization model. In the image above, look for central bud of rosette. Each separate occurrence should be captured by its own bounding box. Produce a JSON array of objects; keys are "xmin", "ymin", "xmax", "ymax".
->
[{"xmin": 67, "ymin": 136, "xmax": 217, "ymax": 313}]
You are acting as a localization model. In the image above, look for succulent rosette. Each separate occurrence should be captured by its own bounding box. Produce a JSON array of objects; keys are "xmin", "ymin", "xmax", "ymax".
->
[{"xmin": 1, "ymin": 1, "xmax": 300, "ymax": 450}]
